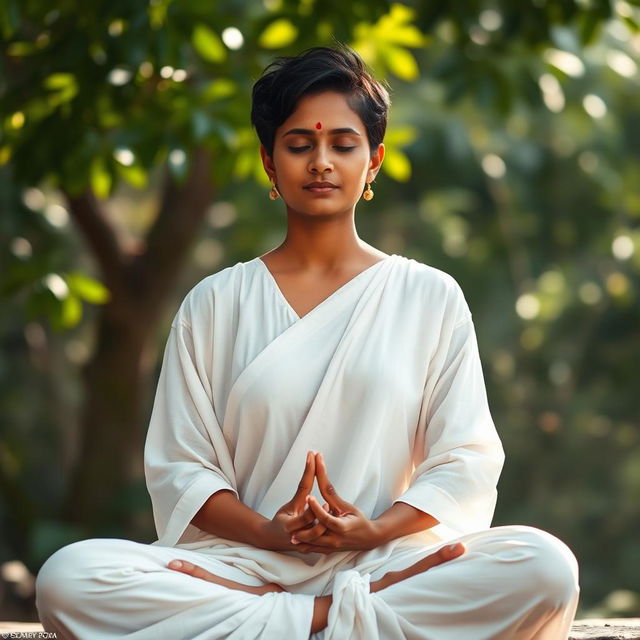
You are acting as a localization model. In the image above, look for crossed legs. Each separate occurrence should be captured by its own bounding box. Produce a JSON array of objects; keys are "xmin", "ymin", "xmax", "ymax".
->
[{"xmin": 35, "ymin": 524, "xmax": 579, "ymax": 640}]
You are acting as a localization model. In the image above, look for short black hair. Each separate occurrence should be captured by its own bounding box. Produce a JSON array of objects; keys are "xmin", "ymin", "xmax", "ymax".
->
[{"xmin": 251, "ymin": 44, "xmax": 391, "ymax": 158}]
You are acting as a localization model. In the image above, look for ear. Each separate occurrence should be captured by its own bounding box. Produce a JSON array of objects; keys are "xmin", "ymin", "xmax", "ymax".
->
[
  {"xmin": 367, "ymin": 143, "xmax": 385, "ymax": 183},
  {"xmin": 260, "ymin": 145, "xmax": 276, "ymax": 182}
]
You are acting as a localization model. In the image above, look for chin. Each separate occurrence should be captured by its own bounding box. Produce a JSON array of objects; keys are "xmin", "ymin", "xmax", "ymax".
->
[{"xmin": 294, "ymin": 199, "xmax": 357, "ymax": 216}]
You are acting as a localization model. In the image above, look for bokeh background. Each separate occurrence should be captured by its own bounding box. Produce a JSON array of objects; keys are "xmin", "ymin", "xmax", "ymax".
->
[{"xmin": 1, "ymin": 0, "xmax": 639, "ymax": 623}]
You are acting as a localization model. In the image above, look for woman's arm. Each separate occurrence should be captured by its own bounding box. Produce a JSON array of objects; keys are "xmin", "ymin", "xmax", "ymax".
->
[
  {"xmin": 191, "ymin": 489, "xmax": 272, "ymax": 548},
  {"xmin": 192, "ymin": 450, "xmax": 319, "ymax": 551},
  {"xmin": 371, "ymin": 501, "xmax": 440, "ymax": 545}
]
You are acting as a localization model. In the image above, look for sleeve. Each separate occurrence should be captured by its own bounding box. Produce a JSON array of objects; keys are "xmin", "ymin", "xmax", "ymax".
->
[
  {"xmin": 143, "ymin": 317, "xmax": 238, "ymax": 547},
  {"xmin": 393, "ymin": 309, "xmax": 505, "ymax": 536}
]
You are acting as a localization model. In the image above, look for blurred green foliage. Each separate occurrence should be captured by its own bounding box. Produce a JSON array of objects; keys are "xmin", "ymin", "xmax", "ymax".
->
[{"xmin": 1, "ymin": 0, "xmax": 639, "ymax": 620}]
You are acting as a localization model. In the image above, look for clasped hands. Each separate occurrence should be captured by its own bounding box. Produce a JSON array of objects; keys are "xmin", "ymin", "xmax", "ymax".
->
[
  {"xmin": 167, "ymin": 449, "xmax": 467, "ymax": 593},
  {"xmin": 267, "ymin": 450, "xmax": 378, "ymax": 554}
]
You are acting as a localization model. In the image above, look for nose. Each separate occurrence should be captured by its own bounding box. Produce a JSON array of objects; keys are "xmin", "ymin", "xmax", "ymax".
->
[{"xmin": 308, "ymin": 143, "xmax": 333, "ymax": 174}]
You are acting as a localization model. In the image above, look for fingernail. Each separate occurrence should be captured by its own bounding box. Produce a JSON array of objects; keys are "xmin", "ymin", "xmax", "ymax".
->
[
  {"xmin": 447, "ymin": 543, "xmax": 462, "ymax": 554},
  {"xmin": 291, "ymin": 537, "xmax": 299, "ymax": 545},
  {"xmin": 168, "ymin": 560, "xmax": 183, "ymax": 569}
]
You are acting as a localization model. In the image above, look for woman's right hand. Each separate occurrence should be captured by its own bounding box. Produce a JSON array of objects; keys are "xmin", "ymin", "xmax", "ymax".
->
[{"xmin": 265, "ymin": 450, "xmax": 327, "ymax": 551}]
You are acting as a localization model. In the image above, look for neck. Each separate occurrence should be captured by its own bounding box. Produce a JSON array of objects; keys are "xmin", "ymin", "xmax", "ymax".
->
[{"xmin": 274, "ymin": 213, "xmax": 371, "ymax": 271}]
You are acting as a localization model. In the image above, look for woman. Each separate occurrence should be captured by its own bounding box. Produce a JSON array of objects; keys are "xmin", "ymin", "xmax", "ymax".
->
[{"xmin": 35, "ymin": 45, "xmax": 580, "ymax": 639}]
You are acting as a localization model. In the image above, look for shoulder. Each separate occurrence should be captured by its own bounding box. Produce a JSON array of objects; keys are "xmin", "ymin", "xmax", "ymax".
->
[
  {"xmin": 171, "ymin": 259, "xmax": 257, "ymax": 328},
  {"xmin": 393, "ymin": 254, "xmax": 472, "ymax": 326}
]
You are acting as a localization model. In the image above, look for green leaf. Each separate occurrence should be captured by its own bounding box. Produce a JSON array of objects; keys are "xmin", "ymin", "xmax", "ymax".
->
[
  {"xmin": 43, "ymin": 73, "xmax": 78, "ymax": 105},
  {"xmin": 43, "ymin": 73, "xmax": 76, "ymax": 91},
  {"xmin": 0, "ymin": 145, "xmax": 12, "ymax": 165},
  {"xmin": 202, "ymin": 78, "xmax": 237, "ymax": 101},
  {"xmin": 374, "ymin": 4, "xmax": 425, "ymax": 47},
  {"xmin": 66, "ymin": 272, "xmax": 110, "ymax": 304},
  {"xmin": 61, "ymin": 294, "xmax": 82, "ymax": 327},
  {"xmin": 384, "ymin": 126, "xmax": 418, "ymax": 146},
  {"xmin": 116, "ymin": 164, "xmax": 148, "ymax": 189},
  {"xmin": 192, "ymin": 24, "xmax": 226, "ymax": 63},
  {"xmin": 147, "ymin": 0, "xmax": 170, "ymax": 29},
  {"xmin": 388, "ymin": 2, "xmax": 415, "ymax": 23},
  {"xmin": 382, "ymin": 45, "xmax": 419, "ymax": 81},
  {"xmin": 385, "ymin": 24, "xmax": 425, "ymax": 47},
  {"xmin": 6, "ymin": 41, "xmax": 37, "ymax": 56},
  {"xmin": 90, "ymin": 156, "xmax": 112, "ymax": 199},
  {"xmin": 383, "ymin": 148, "xmax": 412, "ymax": 181},
  {"xmin": 234, "ymin": 150, "xmax": 256, "ymax": 179},
  {"xmin": 254, "ymin": 160, "xmax": 270, "ymax": 187},
  {"xmin": 259, "ymin": 18, "xmax": 298, "ymax": 49}
]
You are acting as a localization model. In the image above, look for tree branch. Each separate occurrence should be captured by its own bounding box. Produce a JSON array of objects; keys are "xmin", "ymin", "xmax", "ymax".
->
[
  {"xmin": 134, "ymin": 145, "xmax": 215, "ymax": 299},
  {"xmin": 64, "ymin": 190, "xmax": 126, "ymax": 290}
]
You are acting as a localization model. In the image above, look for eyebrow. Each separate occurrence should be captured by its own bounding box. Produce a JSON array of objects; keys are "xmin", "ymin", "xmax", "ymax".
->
[{"xmin": 282, "ymin": 127, "xmax": 361, "ymax": 137}]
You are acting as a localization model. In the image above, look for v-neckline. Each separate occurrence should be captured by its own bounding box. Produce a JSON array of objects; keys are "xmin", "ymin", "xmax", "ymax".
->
[{"xmin": 254, "ymin": 254, "xmax": 395, "ymax": 321}]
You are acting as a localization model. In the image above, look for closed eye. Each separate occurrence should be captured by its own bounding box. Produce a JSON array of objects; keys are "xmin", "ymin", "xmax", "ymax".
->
[{"xmin": 287, "ymin": 146, "xmax": 356, "ymax": 153}]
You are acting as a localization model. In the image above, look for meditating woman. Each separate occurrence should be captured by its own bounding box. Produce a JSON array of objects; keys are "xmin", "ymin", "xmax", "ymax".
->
[{"xmin": 35, "ymin": 44, "xmax": 580, "ymax": 639}]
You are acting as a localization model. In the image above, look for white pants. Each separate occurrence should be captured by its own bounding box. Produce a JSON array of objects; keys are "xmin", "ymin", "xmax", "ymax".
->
[{"xmin": 35, "ymin": 525, "xmax": 580, "ymax": 640}]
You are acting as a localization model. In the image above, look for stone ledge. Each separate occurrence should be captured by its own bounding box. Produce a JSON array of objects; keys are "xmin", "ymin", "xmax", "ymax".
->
[
  {"xmin": 569, "ymin": 619, "xmax": 640, "ymax": 639},
  {"xmin": 1, "ymin": 618, "xmax": 639, "ymax": 638}
]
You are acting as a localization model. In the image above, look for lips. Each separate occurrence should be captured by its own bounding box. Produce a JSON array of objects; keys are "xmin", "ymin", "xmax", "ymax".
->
[{"xmin": 304, "ymin": 181, "xmax": 338, "ymax": 193}]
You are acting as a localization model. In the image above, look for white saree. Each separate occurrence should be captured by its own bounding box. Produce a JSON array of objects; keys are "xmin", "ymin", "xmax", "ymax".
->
[{"xmin": 35, "ymin": 253, "xmax": 580, "ymax": 639}]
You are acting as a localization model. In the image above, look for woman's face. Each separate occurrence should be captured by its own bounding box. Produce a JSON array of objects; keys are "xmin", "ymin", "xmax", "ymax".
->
[{"xmin": 261, "ymin": 90, "xmax": 384, "ymax": 217}]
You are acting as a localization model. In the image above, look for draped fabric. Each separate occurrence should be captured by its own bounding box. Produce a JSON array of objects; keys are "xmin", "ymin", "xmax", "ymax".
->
[{"xmin": 143, "ymin": 254, "xmax": 505, "ymax": 594}]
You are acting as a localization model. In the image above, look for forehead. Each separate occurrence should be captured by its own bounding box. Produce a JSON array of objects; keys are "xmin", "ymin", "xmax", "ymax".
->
[{"xmin": 283, "ymin": 91, "xmax": 364, "ymax": 130}]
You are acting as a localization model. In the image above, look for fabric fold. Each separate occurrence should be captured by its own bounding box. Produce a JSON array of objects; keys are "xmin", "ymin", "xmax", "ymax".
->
[
  {"xmin": 323, "ymin": 570, "xmax": 407, "ymax": 640},
  {"xmin": 324, "ymin": 570, "xmax": 378, "ymax": 640},
  {"xmin": 393, "ymin": 316, "xmax": 505, "ymax": 535}
]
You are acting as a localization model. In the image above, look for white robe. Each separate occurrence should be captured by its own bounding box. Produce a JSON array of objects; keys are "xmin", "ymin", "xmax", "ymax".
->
[{"xmin": 35, "ymin": 253, "xmax": 580, "ymax": 639}]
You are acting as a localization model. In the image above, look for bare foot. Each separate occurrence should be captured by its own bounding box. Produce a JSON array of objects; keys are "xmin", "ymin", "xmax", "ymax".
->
[{"xmin": 168, "ymin": 559, "xmax": 285, "ymax": 596}]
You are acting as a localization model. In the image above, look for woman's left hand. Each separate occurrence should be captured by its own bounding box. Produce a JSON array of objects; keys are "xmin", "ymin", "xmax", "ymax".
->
[{"xmin": 289, "ymin": 452, "xmax": 380, "ymax": 554}]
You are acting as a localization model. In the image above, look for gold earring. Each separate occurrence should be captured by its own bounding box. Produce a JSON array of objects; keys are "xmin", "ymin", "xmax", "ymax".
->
[
  {"xmin": 269, "ymin": 181, "xmax": 280, "ymax": 200},
  {"xmin": 363, "ymin": 182, "xmax": 374, "ymax": 201}
]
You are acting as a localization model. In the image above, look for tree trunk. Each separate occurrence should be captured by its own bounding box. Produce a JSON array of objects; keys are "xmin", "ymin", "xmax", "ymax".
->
[
  {"xmin": 62, "ymin": 147, "xmax": 214, "ymax": 534},
  {"xmin": 64, "ymin": 305, "xmax": 149, "ymax": 530}
]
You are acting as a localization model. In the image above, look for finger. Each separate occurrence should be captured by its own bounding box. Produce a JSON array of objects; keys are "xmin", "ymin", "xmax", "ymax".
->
[
  {"xmin": 167, "ymin": 560, "xmax": 217, "ymax": 582},
  {"xmin": 438, "ymin": 542, "xmax": 466, "ymax": 562},
  {"xmin": 314, "ymin": 453, "xmax": 349, "ymax": 514},
  {"xmin": 423, "ymin": 543, "xmax": 466, "ymax": 570},
  {"xmin": 290, "ymin": 520, "xmax": 329, "ymax": 544},
  {"xmin": 415, "ymin": 543, "xmax": 467, "ymax": 573},
  {"xmin": 286, "ymin": 505, "xmax": 317, "ymax": 533},
  {"xmin": 292, "ymin": 451, "xmax": 316, "ymax": 510},
  {"xmin": 305, "ymin": 495, "xmax": 344, "ymax": 533}
]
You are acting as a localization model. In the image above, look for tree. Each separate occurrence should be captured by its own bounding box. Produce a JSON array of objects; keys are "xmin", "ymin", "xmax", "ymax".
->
[
  {"xmin": 1, "ymin": 0, "xmax": 408, "ymax": 532},
  {"xmin": 2, "ymin": 0, "xmax": 638, "ymax": 612}
]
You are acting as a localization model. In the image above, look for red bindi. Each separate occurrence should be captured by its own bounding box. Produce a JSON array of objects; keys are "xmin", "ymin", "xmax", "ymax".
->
[{"xmin": 315, "ymin": 122, "xmax": 322, "ymax": 130}]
